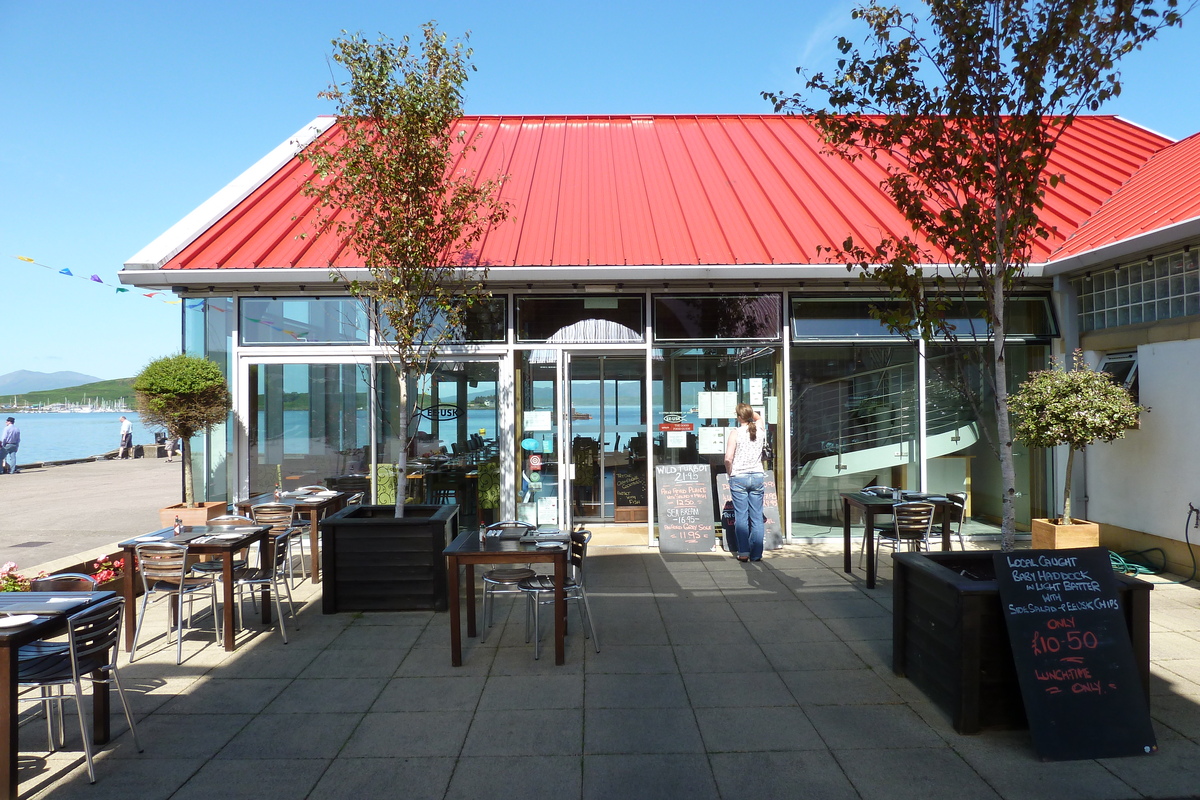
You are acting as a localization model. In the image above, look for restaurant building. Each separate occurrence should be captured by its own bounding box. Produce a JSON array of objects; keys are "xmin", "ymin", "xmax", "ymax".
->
[{"xmin": 119, "ymin": 114, "xmax": 1200, "ymax": 563}]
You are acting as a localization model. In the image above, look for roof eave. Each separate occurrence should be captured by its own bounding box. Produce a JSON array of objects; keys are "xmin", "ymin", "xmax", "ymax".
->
[
  {"xmin": 121, "ymin": 117, "xmax": 336, "ymax": 272},
  {"xmin": 1044, "ymin": 215, "xmax": 1200, "ymax": 277}
]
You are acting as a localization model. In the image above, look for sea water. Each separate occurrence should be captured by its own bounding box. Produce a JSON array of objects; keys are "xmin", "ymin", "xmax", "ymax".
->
[{"xmin": 6, "ymin": 412, "xmax": 163, "ymax": 463}]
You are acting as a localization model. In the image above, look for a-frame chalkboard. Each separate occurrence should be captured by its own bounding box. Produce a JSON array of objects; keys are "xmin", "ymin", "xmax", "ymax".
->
[
  {"xmin": 993, "ymin": 547, "xmax": 1156, "ymax": 761},
  {"xmin": 655, "ymin": 464, "xmax": 715, "ymax": 552}
]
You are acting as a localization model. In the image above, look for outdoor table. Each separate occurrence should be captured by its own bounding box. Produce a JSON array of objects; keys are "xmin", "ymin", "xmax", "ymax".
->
[
  {"xmin": 0, "ymin": 590, "xmax": 116, "ymax": 800},
  {"xmin": 443, "ymin": 529, "xmax": 568, "ymax": 666},
  {"xmin": 236, "ymin": 490, "xmax": 350, "ymax": 584},
  {"xmin": 840, "ymin": 492, "xmax": 956, "ymax": 590},
  {"xmin": 118, "ymin": 525, "xmax": 269, "ymax": 653}
]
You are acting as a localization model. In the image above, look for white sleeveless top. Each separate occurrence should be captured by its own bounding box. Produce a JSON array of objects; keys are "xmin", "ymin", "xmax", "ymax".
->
[{"xmin": 730, "ymin": 425, "xmax": 765, "ymax": 476}]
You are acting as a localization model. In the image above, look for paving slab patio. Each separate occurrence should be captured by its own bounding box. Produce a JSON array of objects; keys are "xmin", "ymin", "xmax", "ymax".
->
[{"xmin": 10, "ymin": 505, "xmax": 1200, "ymax": 798}]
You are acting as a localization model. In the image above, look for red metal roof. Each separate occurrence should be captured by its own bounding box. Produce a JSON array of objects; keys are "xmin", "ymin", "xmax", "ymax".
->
[
  {"xmin": 156, "ymin": 115, "xmax": 1174, "ymax": 272},
  {"xmin": 1054, "ymin": 130, "xmax": 1200, "ymax": 258}
]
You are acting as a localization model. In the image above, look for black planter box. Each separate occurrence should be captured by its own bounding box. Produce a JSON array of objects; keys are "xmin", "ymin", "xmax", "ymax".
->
[
  {"xmin": 892, "ymin": 550, "xmax": 1152, "ymax": 734},
  {"xmin": 319, "ymin": 504, "xmax": 459, "ymax": 613}
]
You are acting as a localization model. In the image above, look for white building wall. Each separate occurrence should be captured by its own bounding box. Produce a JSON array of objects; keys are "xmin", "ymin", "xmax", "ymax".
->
[{"xmin": 1086, "ymin": 339, "xmax": 1200, "ymax": 541}]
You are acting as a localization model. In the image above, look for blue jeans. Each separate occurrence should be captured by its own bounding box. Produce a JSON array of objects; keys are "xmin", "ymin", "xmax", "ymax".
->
[
  {"xmin": 1, "ymin": 445, "xmax": 16, "ymax": 474},
  {"xmin": 730, "ymin": 472, "xmax": 765, "ymax": 560}
]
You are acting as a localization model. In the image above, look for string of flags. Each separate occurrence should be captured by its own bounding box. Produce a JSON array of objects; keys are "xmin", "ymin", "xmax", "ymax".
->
[
  {"xmin": 13, "ymin": 255, "xmax": 309, "ymax": 340},
  {"xmin": 14, "ymin": 255, "xmax": 182, "ymax": 305}
]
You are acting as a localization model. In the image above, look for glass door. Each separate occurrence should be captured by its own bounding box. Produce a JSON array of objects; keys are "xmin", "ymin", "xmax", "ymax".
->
[{"xmin": 566, "ymin": 354, "xmax": 647, "ymax": 523}]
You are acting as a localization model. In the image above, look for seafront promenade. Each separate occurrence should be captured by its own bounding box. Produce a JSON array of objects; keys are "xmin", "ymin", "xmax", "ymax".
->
[
  {"xmin": 6, "ymin": 460, "xmax": 1200, "ymax": 799},
  {"xmin": 0, "ymin": 456, "xmax": 181, "ymax": 571}
]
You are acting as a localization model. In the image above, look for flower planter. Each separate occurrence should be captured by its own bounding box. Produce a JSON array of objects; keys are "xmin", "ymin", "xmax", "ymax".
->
[
  {"xmin": 319, "ymin": 504, "xmax": 459, "ymax": 613},
  {"xmin": 158, "ymin": 501, "xmax": 226, "ymax": 528},
  {"xmin": 38, "ymin": 552, "xmax": 143, "ymax": 598},
  {"xmin": 891, "ymin": 550, "xmax": 1151, "ymax": 734},
  {"xmin": 1030, "ymin": 518, "xmax": 1100, "ymax": 549}
]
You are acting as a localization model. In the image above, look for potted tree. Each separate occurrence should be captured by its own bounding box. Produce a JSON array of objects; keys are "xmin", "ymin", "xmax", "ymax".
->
[
  {"xmin": 133, "ymin": 354, "xmax": 232, "ymax": 527},
  {"xmin": 1009, "ymin": 350, "xmax": 1142, "ymax": 549},
  {"xmin": 298, "ymin": 25, "xmax": 508, "ymax": 612}
]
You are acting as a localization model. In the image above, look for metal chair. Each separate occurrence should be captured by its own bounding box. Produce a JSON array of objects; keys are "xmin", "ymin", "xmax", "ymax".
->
[
  {"xmin": 130, "ymin": 543, "xmax": 222, "ymax": 664},
  {"xmin": 873, "ymin": 502, "xmax": 936, "ymax": 565},
  {"xmin": 518, "ymin": 530, "xmax": 600, "ymax": 660},
  {"xmin": 251, "ymin": 503, "xmax": 306, "ymax": 586},
  {"xmin": 230, "ymin": 530, "xmax": 299, "ymax": 643},
  {"xmin": 18, "ymin": 597, "xmax": 143, "ymax": 783},
  {"xmin": 21, "ymin": 572, "xmax": 100, "ymax": 743},
  {"xmin": 192, "ymin": 515, "xmax": 255, "ymax": 574},
  {"xmin": 29, "ymin": 573, "xmax": 98, "ymax": 592},
  {"xmin": 480, "ymin": 520, "xmax": 537, "ymax": 638},
  {"xmin": 857, "ymin": 486, "xmax": 894, "ymax": 566},
  {"xmin": 947, "ymin": 492, "xmax": 968, "ymax": 549}
]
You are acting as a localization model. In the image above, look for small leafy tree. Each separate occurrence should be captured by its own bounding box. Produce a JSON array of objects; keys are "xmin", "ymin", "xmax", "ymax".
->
[
  {"xmin": 299, "ymin": 23, "xmax": 509, "ymax": 517},
  {"xmin": 133, "ymin": 354, "xmax": 231, "ymax": 508},
  {"xmin": 1009, "ymin": 350, "xmax": 1141, "ymax": 524},
  {"xmin": 766, "ymin": 0, "xmax": 1183, "ymax": 550}
]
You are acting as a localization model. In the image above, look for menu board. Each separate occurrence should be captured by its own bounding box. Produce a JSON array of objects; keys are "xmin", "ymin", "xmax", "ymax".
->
[
  {"xmin": 762, "ymin": 475, "xmax": 783, "ymax": 550},
  {"xmin": 655, "ymin": 464, "xmax": 715, "ymax": 552},
  {"xmin": 993, "ymin": 547, "xmax": 1155, "ymax": 761},
  {"xmin": 614, "ymin": 469, "xmax": 648, "ymax": 507}
]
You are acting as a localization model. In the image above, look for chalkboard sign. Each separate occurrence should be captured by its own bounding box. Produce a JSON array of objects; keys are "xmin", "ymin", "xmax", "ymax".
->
[
  {"xmin": 615, "ymin": 469, "xmax": 648, "ymax": 507},
  {"xmin": 655, "ymin": 464, "xmax": 715, "ymax": 552},
  {"xmin": 715, "ymin": 474, "xmax": 783, "ymax": 551},
  {"xmin": 762, "ymin": 475, "xmax": 783, "ymax": 550},
  {"xmin": 993, "ymin": 547, "xmax": 1155, "ymax": 761}
]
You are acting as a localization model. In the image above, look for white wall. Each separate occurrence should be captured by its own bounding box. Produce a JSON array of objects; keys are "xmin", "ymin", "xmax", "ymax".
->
[{"xmin": 1086, "ymin": 339, "xmax": 1200, "ymax": 542}]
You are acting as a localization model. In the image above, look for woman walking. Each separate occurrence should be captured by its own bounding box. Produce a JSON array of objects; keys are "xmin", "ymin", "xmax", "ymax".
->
[{"xmin": 724, "ymin": 402, "xmax": 766, "ymax": 562}]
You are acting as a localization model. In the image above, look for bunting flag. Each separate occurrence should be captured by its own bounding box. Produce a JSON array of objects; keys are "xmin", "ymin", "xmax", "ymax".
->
[
  {"xmin": 12, "ymin": 254, "xmax": 181, "ymax": 308},
  {"xmin": 13, "ymin": 255, "xmax": 308, "ymax": 339}
]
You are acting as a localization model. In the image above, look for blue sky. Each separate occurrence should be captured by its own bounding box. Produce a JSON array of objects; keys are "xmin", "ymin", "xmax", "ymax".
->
[{"xmin": 3, "ymin": 0, "xmax": 1198, "ymax": 380}]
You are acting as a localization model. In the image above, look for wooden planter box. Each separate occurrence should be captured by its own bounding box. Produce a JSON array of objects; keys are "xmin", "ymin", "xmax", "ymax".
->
[
  {"xmin": 319, "ymin": 504, "xmax": 458, "ymax": 613},
  {"xmin": 1031, "ymin": 518, "xmax": 1100, "ymax": 549},
  {"xmin": 892, "ymin": 550, "xmax": 1151, "ymax": 734},
  {"xmin": 44, "ymin": 551, "xmax": 143, "ymax": 599},
  {"xmin": 159, "ymin": 501, "xmax": 226, "ymax": 528}
]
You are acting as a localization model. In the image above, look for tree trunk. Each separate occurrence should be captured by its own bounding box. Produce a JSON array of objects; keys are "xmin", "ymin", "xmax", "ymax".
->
[
  {"xmin": 991, "ymin": 276, "xmax": 1018, "ymax": 552},
  {"xmin": 395, "ymin": 372, "xmax": 408, "ymax": 519},
  {"xmin": 181, "ymin": 436, "xmax": 195, "ymax": 508},
  {"xmin": 1061, "ymin": 447, "xmax": 1075, "ymax": 525}
]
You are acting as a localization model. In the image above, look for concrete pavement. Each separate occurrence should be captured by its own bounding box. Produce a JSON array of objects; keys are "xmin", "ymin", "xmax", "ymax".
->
[{"xmin": 8, "ymin": 460, "xmax": 1200, "ymax": 799}]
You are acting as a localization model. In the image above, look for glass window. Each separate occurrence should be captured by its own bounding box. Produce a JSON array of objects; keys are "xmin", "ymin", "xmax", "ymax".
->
[
  {"xmin": 378, "ymin": 296, "xmax": 507, "ymax": 344},
  {"xmin": 247, "ymin": 363, "xmax": 370, "ymax": 495},
  {"xmin": 791, "ymin": 296, "xmax": 1056, "ymax": 341},
  {"xmin": 652, "ymin": 346, "xmax": 779, "ymax": 467},
  {"xmin": 240, "ymin": 297, "xmax": 367, "ymax": 345},
  {"xmin": 184, "ymin": 297, "xmax": 232, "ymax": 504},
  {"xmin": 515, "ymin": 295, "xmax": 643, "ymax": 343},
  {"xmin": 1099, "ymin": 351, "xmax": 1139, "ymax": 403},
  {"xmin": 513, "ymin": 352, "xmax": 561, "ymax": 526},
  {"xmin": 654, "ymin": 294, "xmax": 782, "ymax": 342},
  {"xmin": 377, "ymin": 360, "xmax": 500, "ymax": 519},
  {"xmin": 789, "ymin": 345, "xmax": 920, "ymax": 531}
]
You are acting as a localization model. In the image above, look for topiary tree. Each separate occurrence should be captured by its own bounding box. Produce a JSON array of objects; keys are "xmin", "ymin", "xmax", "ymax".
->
[
  {"xmin": 1009, "ymin": 350, "xmax": 1141, "ymax": 525},
  {"xmin": 133, "ymin": 354, "xmax": 231, "ymax": 508}
]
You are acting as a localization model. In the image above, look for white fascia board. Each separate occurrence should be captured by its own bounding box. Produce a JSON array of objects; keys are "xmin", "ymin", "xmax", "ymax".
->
[
  {"xmin": 121, "ymin": 117, "xmax": 336, "ymax": 273},
  {"xmin": 1043, "ymin": 216, "xmax": 1200, "ymax": 277},
  {"xmin": 127, "ymin": 261, "xmax": 990, "ymax": 291}
]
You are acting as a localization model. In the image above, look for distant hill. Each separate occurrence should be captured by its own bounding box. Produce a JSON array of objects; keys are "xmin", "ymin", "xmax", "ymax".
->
[
  {"xmin": 7, "ymin": 378, "xmax": 135, "ymax": 408},
  {"xmin": 0, "ymin": 370, "xmax": 100, "ymax": 395}
]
